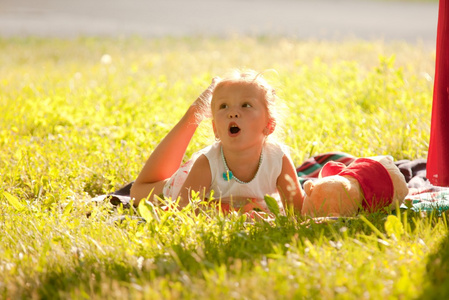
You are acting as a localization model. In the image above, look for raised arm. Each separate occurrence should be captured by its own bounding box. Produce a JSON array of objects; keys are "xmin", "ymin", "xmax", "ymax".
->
[
  {"xmin": 130, "ymin": 78, "xmax": 218, "ymax": 205},
  {"xmin": 130, "ymin": 106, "xmax": 199, "ymax": 204}
]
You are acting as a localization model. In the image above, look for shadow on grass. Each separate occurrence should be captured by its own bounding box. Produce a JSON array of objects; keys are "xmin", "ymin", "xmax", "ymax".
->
[
  {"xmin": 20, "ymin": 211, "xmax": 444, "ymax": 298},
  {"xmin": 157, "ymin": 213, "xmax": 388, "ymax": 274},
  {"xmin": 5, "ymin": 260, "xmax": 146, "ymax": 299},
  {"xmin": 419, "ymin": 229, "xmax": 449, "ymax": 299},
  {"xmin": 162, "ymin": 210, "xmax": 447, "ymax": 276}
]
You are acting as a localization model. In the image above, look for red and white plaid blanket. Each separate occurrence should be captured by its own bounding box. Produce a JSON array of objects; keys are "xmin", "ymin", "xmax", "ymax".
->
[{"xmin": 99, "ymin": 152, "xmax": 449, "ymax": 213}]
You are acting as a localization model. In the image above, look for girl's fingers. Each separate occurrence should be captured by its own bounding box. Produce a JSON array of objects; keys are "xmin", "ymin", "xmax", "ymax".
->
[{"xmin": 191, "ymin": 77, "xmax": 220, "ymax": 121}]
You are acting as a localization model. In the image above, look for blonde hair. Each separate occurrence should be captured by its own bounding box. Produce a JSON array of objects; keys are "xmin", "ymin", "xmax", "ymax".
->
[{"xmin": 210, "ymin": 69, "xmax": 285, "ymax": 142}]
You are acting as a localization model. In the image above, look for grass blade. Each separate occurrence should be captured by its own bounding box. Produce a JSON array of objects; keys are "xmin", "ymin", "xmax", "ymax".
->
[{"xmin": 2, "ymin": 191, "xmax": 25, "ymax": 211}]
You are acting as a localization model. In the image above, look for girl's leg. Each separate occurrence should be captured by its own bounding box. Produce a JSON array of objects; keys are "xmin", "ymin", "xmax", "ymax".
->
[{"xmin": 130, "ymin": 78, "xmax": 218, "ymax": 204}]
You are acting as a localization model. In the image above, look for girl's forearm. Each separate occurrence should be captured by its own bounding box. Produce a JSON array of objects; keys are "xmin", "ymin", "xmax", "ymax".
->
[{"xmin": 135, "ymin": 106, "xmax": 199, "ymax": 185}]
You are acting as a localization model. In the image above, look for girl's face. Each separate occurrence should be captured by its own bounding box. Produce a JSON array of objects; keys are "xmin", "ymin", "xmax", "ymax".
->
[{"xmin": 211, "ymin": 81, "xmax": 273, "ymax": 151}]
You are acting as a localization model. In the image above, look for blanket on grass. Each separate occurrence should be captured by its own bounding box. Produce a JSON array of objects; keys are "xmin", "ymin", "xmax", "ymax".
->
[{"xmin": 99, "ymin": 152, "xmax": 449, "ymax": 213}]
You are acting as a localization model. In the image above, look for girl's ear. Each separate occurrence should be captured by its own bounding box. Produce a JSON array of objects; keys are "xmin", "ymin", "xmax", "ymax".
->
[{"xmin": 264, "ymin": 118, "xmax": 276, "ymax": 135}]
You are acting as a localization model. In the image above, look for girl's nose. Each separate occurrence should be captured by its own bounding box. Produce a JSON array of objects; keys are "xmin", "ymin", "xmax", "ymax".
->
[{"xmin": 228, "ymin": 111, "xmax": 240, "ymax": 118}]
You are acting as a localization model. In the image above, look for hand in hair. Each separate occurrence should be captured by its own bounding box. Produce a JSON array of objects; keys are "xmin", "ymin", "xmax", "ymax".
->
[{"xmin": 191, "ymin": 77, "xmax": 220, "ymax": 122}]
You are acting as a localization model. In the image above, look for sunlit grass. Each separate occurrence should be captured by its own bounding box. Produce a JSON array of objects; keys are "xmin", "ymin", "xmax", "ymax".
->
[{"xmin": 1, "ymin": 37, "xmax": 447, "ymax": 299}]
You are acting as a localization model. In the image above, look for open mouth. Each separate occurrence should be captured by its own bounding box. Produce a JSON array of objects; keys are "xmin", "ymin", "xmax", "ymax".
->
[{"xmin": 229, "ymin": 124, "xmax": 241, "ymax": 134}]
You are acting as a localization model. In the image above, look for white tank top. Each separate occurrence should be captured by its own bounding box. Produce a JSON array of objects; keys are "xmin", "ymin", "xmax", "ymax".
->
[
  {"xmin": 204, "ymin": 142, "xmax": 287, "ymax": 213},
  {"xmin": 163, "ymin": 142, "xmax": 288, "ymax": 213}
]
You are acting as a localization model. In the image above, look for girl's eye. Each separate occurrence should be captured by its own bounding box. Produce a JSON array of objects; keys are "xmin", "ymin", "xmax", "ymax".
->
[
  {"xmin": 219, "ymin": 103, "xmax": 228, "ymax": 109},
  {"xmin": 242, "ymin": 103, "xmax": 252, "ymax": 108}
]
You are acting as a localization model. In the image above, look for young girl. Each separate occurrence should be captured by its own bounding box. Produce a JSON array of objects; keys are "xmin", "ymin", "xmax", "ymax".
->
[{"xmin": 130, "ymin": 70, "xmax": 304, "ymax": 214}]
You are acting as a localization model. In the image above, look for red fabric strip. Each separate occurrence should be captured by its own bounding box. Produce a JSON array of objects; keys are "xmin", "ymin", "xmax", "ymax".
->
[
  {"xmin": 428, "ymin": 0, "xmax": 449, "ymax": 186},
  {"xmin": 324, "ymin": 158, "xmax": 395, "ymax": 212}
]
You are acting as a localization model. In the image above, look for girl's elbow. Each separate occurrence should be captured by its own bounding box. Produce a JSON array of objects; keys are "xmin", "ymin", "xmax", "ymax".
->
[{"xmin": 129, "ymin": 184, "xmax": 141, "ymax": 207}]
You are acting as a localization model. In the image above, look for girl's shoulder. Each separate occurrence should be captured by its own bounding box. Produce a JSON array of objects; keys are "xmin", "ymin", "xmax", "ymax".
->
[
  {"xmin": 264, "ymin": 141, "xmax": 290, "ymax": 156},
  {"xmin": 193, "ymin": 142, "xmax": 219, "ymax": 155},
  {"xmin": 263, "ymin": 142, "xmax": 292, "ymax": 164},
  {"xmin": 200, "ymin": 142, "xmax": 221, "ymax": 160},
  {"xmin": 187, "ymin": 143, "xmax": 218, "ymax": 163}
]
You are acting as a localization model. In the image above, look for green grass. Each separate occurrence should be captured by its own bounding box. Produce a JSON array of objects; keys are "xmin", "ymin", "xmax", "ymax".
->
[{"xmin": 1, "ymin": 36, "xmax": 448, "ymax": 299}]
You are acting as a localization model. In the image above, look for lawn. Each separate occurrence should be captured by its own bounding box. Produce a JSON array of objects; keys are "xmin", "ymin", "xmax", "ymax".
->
[{"xmin": 0, "ymin": 36, "xmax": 448, "ymax": 299}]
